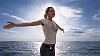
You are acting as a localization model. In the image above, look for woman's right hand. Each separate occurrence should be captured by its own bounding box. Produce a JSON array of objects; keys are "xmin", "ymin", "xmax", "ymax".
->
[{"xmin": 3, "ymin": 22, "xmax": 14, "ymax": 29}]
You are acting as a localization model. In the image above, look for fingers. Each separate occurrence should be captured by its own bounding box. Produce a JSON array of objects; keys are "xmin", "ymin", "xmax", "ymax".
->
[
  {"xmin": 3, "ymin": 25, "xmax": 9, "ymax": 29},
  {"xmin": 3, "ymin": 25, "xmax": 7, "ymax": 29},
  {"xmin": 3, "ymin": 26, "xmax": 6, "ymax": 29},
  {"xmin": 3, "ymin": 22, "xmax": 14, "ymax": 30}
]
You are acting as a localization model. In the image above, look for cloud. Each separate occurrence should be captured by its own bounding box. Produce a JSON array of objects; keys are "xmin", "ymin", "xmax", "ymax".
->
[
  {"xmin": 73, "ymin": 31, "xmax": 84, "ymax": 33},
  {"xmin": 70, "ymin": 28, "xmax": 82, "ymax": 31},
  {"xmin": 1, "ymin": 13, "xmax": 29, "ymax": 22},
  {"xmin": 69, "ymin": 28, "xmax": 84, "ymax": 34},
  {"xmin": 64, "ymin": 34, "xmax": 80, "ymax": 36},
  {"xmin": 81, "ymin": 28, "xmax": 100, "ymax": 38},
  {"xmin": 3, "ymin": 30, "xmax": 19, "ymax": 34},
  {"xmin": 86, "ymin": 28, "xmax": 100, "ymax": 33},
  {"xmin": 92, "ymin": 10, "xmax": 100, "ymax": 21},
  {"xmin": 91, "ymin": 36, "xmax": 100, "ymax": 38},
  {"xmin": 0, "ymin": 30, "xmax": 19, "ymax": 40},
  {"xmin": 82, "ymin": 25, "xmax": 89, "ymax": 28},
  {"xmin": 42, "ymin": 2, "xmax": 83, "ymax": 21},
  {"xmin": 64, "ymin": 28, "xmax": 84, "ymax": 36},
  {"xmin": 57, "ymin": 6, "xmax": 83, "ymax": 20}
]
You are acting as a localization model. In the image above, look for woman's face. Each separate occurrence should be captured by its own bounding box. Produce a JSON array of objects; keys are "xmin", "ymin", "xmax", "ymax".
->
[{"xmin": 47, "ymin": 8, "xmax": 55, "ymax": 18}]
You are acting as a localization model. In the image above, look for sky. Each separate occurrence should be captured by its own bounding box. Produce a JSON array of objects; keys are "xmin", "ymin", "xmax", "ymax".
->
[{"xmin": 0, "ymin": 0, "xmax": 100, "ymax": 41}]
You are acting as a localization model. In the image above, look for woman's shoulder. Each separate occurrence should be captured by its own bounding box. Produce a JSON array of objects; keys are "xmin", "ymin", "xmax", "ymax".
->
[
  {"xmin": 40, "ymin": 19, "xmax": 46, "ymax": 21},
  {"xmin": 40, "ymin": 19, "xmax": 47, "ymax": 24}
]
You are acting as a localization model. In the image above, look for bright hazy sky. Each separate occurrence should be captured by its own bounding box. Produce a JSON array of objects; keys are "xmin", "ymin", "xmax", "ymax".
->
[{"xmin": 0, "ymin": 0, "xmax": 100, "ymax": 41}]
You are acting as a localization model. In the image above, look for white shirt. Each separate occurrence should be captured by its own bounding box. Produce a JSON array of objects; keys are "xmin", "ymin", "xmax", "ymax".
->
[{"xmin": 41, "ymin": 19, "xmax": 58, "ymax": 44}]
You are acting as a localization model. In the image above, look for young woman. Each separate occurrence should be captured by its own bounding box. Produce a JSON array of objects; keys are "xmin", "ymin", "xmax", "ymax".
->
[{"xmin": 3, "ymin": 7, "xmax": 64, "ymax": 56}]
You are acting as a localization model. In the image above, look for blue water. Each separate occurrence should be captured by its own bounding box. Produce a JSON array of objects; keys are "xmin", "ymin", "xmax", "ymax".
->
[{"xmin": 0, "ymin": 41, "xmax": 100, "ymax": 56}]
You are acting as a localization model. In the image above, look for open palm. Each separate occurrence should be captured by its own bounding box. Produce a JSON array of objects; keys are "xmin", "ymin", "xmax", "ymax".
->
[{"xmin": 3, "ymin": 22, "xmax": 14, "ymax": 29}]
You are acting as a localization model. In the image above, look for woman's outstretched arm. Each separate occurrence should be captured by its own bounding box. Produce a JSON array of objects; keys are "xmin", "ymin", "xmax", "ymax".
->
[
  {"xmin": 56, "ymin": 23, "xmax": 64, "ymax": 33},
  {"xmin": 3, "ymin": 20, "xmax": 43, "ymax": 29}
]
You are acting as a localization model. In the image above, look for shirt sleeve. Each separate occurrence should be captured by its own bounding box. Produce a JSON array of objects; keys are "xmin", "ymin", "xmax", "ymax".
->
[{"xmin": 40, "ymin": 19, "xmax": 46, "ymax": 25}]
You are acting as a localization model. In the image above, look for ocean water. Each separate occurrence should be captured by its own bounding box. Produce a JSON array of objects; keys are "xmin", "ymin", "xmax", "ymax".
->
[{"xmin": 0, "ymin": 41, "xmax": 100, "ymax": 56}]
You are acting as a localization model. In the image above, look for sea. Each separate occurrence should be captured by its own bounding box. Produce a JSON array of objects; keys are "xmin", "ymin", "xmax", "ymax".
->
[{"xmin": 0, "ymin": 41, "xmax": 100, "ymax": 56}]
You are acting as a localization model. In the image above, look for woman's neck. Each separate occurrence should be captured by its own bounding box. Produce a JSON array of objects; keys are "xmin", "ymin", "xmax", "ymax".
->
[{"xmin": 47, "ymin": 17, "xmax": 52, "ymax": 21}]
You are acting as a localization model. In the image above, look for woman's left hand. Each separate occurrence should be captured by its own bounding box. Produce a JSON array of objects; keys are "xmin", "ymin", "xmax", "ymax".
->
[{"xmin": 61, "ymin": 28, "xmax": 64, "ymax": 33}]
